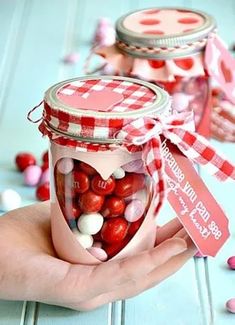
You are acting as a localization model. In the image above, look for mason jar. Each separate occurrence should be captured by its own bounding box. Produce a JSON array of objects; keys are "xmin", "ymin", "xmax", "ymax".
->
[
  {"xmin": 96, "ymin": 7, "xmax": 217, "ymax": 137},
  {"xmin": 39, "ymin": 75, "xmax": 171, "ymax": 264}
]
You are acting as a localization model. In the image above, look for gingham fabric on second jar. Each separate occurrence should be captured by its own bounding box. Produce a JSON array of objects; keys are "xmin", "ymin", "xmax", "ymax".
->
[{"xmin": 43, "ymin": 78, "xmax": 157, "ymax": 139}]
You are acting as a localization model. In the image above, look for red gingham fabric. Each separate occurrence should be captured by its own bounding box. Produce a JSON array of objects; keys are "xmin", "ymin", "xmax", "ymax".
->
[
  {"xmin": 116, "ymin": 111, "xmax": 235, "ymax": 214},
  {"xmin": 40, "ymin": 109, "xmax": 235, "ymax": 216},
  {"xmin": 57, "ymin": 79, "xmax": 156, "ymax": 113},
  {"xmin": 43, "ymin": 79, "xmax": 156, "ymax": 139}
]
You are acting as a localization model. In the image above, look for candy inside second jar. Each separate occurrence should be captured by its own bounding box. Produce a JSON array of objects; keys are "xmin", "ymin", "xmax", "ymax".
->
[{"xmin": 55, "ymin": 158, "xmax": 152, "ymax": 260}]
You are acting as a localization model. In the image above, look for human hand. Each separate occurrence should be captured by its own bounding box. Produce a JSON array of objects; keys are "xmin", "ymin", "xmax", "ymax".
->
[{"xmin": 0, "ymin": 202, "xmax": 196, "ymax": 311}]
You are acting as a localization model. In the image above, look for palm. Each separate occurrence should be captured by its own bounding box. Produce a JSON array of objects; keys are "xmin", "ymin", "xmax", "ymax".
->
[{"xmin": 0, "ymin": 202, "xmax": 195, "ymax": 311}]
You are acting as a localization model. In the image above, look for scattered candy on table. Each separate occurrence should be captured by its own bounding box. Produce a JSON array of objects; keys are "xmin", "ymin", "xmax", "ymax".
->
[
  {"xmin": 0, "ymin": 189, "xmax": 22, "ymax": 212},
  {"xmin": 93, "ymin": 17, "xmax": 115, "ymax": 47},
  {"xmin": 23, "ymin": 165, "xmax": 42, "ymax": 186},
  {"xmin": 227, "ymin": 256, "xmax": 235, "ymax": 270},
  {"xmin": 63, "ymin": 52, "xmax": 80, "ymax": 64},
  {"xmin": 226, "ymin": 298, "xmax": 235, "ymax": 313},
  {"xmin": 36, "ymin": 182, "xmax": 50, "ymax": 201},
  {"xmin": 14, "ymin": 150, "xmax": 50, "ymax": 201},
  {"xmin": 15, "ymin": 152, "xmax": 36, "ymax": 172},
  {"xmin": 39, "ymin": 168, "xmax": 50, "ymax": 185}
]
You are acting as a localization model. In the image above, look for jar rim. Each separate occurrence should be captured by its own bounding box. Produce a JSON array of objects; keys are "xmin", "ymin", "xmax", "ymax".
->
[
  {"xmin": 44, "ymin": 75, "xmax": 170, "ymax": 119},
  {"xmin": 43, "ymin": 75, "xmax": 171, "ymax": 142},
  {"xmin": 115, "ymin": 7, "xmax": 217, "ymax": 59}
]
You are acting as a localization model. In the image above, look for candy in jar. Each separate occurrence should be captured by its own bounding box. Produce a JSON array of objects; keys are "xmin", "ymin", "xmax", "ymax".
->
[
  {"xmin": 33, "ymin": 74, "xmax": 235, "ymax": 264},
  {"xmin": 96, "ymin": 7, "xmax": 235, "ymax": 137},
  {"xmin": 36, "ymin": 75, "xmax": 171, "ymax": 264}
]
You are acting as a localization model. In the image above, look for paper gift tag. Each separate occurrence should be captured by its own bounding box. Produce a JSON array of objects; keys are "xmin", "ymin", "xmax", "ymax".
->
[
  {"xmin": 162, "ymin": 138, "xmax": 230, "ymax": 256},
  {"xmin": 58, "ymin": 89, "xmax": 124, "ymax": 111},
  {"xmin": 205, "ymin": 35, "xmax": 235, "ymax": 104}
]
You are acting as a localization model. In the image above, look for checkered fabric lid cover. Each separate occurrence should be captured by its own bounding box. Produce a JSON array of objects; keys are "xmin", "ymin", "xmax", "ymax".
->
[{"xmin": 42, "ymin": 76, "xmax": 170, "ymax": 141}]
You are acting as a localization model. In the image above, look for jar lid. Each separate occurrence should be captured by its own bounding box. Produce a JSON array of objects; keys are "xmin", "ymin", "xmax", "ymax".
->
[
  {"xmin": 116, "ymin": 7, "xmax": 216, "ymax": 59},
  {"xmin": 43, "ymin": 75, "xmax": 170, "ymax": 143}
]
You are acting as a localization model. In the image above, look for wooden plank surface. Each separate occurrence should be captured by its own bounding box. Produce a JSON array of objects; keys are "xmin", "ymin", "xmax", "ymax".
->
[{"xmin": 0, "ymin": 1, "xmax": 234, "ymax": 325}]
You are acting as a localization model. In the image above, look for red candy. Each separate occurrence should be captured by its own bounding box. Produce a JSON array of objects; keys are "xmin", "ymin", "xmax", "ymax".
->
[
  {"xmin": 91, "ymin": 175, "xmax": 115, "ymax": 195},
  {"xmin": 128, "ymin": 216, "xmax": 144, "ymax": 236},
  {"xmin": 15, "ymin": 152, "xmax": 36, "ymax": 172},
  {"xmin": 72, "ymin": 171, "xmax": 90, "ymax": 194},
  {"xmin": 42, "ymin": 151, "xmax": 49, "ymax": 163},
  {"xmin": 36, "ymin": 182, "xmax": 50, "ymax": 201},
  {"xmin": 101, "ymin": 217, "xmax": 128, "ymax": 243},
  {"xmin": 114, "ymin": 173, "xmax": 145, "ymax": 197},
  {"xmin": 53, "ymin": 159, "xmax": 147, "ymax": 259},
  {"xmin": 41, "ymin": 161, "xmax": 49, "ymax": 172},
  {"xmin": 79, "ymin": 190, "xmax": 104, "ymax": 213},
  {"xmin": 104, "ymin": 237, "xmax": 130, "ymax": 258},
  {"xmin": 101, "ymin": 196, "xmax": 125, "ymax": 217},
  {"xmin": 64, "ymin": 204, "xmax": 81, "ymax": 220},
  {"xmin": 79, "ymin": 162, "xmax": 97, "ymax": 176}
]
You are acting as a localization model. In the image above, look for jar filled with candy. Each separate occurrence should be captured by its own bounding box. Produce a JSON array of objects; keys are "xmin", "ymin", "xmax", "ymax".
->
[
  {"xmin": 38, "ymin": 76, "xmax": 171, "ymax": 264},
  {"xmin": 95, "ymin": 7, "xmax": 235, "ymax": 137}
]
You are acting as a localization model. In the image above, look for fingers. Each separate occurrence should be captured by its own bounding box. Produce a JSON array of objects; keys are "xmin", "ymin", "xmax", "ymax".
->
[
  {"xmin": 155, "ymin": 218, "xmax": 183, "ymax": 245},
  {"xmin": 74, "ymin": 236, "xmax": 196, "ymax": 311},
  {"xmin": 89, "ymin": 237, "xmax": 187, "ymax": 296}
]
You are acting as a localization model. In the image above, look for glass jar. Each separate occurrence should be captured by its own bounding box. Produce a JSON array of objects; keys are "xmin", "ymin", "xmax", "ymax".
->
[
  {"xmin": 39, "ymin": 76, "xmax": 170, "ymax": 264},
  {"xmin": 96, "ymin": 7, "xmax": 217, "ymax": 137}
]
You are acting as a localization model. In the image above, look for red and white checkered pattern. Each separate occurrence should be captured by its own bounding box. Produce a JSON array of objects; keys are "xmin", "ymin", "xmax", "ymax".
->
[
  {"xmin": 117, "ymin": 111, "xmax": 235, "ymax": 214},
  {"xmin": 39, "ymin": 107, "xmax": 235, "ymax": 216},
  {"xmin": 57, "ymin": 79, "xmax": 156, "ymax": 112},
  {"xmin": 44, "ymin": 78, "xmax": 156, "ymax": 139}
]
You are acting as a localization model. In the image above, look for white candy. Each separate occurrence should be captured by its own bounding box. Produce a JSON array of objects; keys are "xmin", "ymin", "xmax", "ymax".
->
[
  {"xmin": 0, "ymin": 189, "xmax": 21, "ymax": 211},
  {"xmin": 112, "ymin": 167, "xmax": 125, "ymax": 179},
  {"xmin": 73, "ymin": 230, "xmax": 93, "ymax": 248},
  {"xmin": 0, "ymin": 189, "xmax": 22, "ymax": 212},
  {"xmin": 77, "ymin": 212, "xmax": 104, "ymax": 235}
]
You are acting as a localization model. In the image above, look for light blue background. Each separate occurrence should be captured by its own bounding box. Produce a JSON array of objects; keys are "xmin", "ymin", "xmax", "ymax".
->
[{"xmin": 0, "ymin": 1, "xmax": 234, "ymax": 324}]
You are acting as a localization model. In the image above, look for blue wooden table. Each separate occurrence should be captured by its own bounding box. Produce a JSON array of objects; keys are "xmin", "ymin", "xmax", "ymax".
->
[{"xmin": 0, "ymin": 1, "xmax": 235, "ymax": 324}]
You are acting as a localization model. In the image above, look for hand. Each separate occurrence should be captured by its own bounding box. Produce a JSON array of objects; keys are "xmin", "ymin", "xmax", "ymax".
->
[{"xmin": 0, "ymin": 202, "xmax": 196, "ymax": 311}]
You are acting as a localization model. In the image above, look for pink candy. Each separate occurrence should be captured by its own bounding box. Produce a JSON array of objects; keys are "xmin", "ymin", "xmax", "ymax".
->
[
  {"xmin": 93, "ymin": 241, "xmax": 102, "ymax": 248},
  {"xmin": 63, "ymin": 53, "xmax": 80, "ymax": 64},
  {"xmin": 226, "ymin": 298, "xmax": 235, "ymax": 313},
  {"xmin": 227, "ymin": 256, "xmax": 235, "ymax": 270},
  {"xmin": 23, "ymin": 165, "xmax": 42, "ymax": 186},
  {"xmin": 87, "ymin": 246, "xmax": 108, "ymax": 261},
  {"xmin": 124, "ymin": 199, "xmax": 145, "ymax": 222},
  {"xmin": 57, "ymin": 158, "xmax": 74, "ymax": 174},
  {"xmin": 94, "ymin": 18, "xmax": 115, "ymax": 47},
  {"xmin": 40, "ymin": 168, "xmax": 50, "ymax": 185},
  {"xmin": 122, "ymin": 159, "xmax": 144, "ymax": 173}
]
